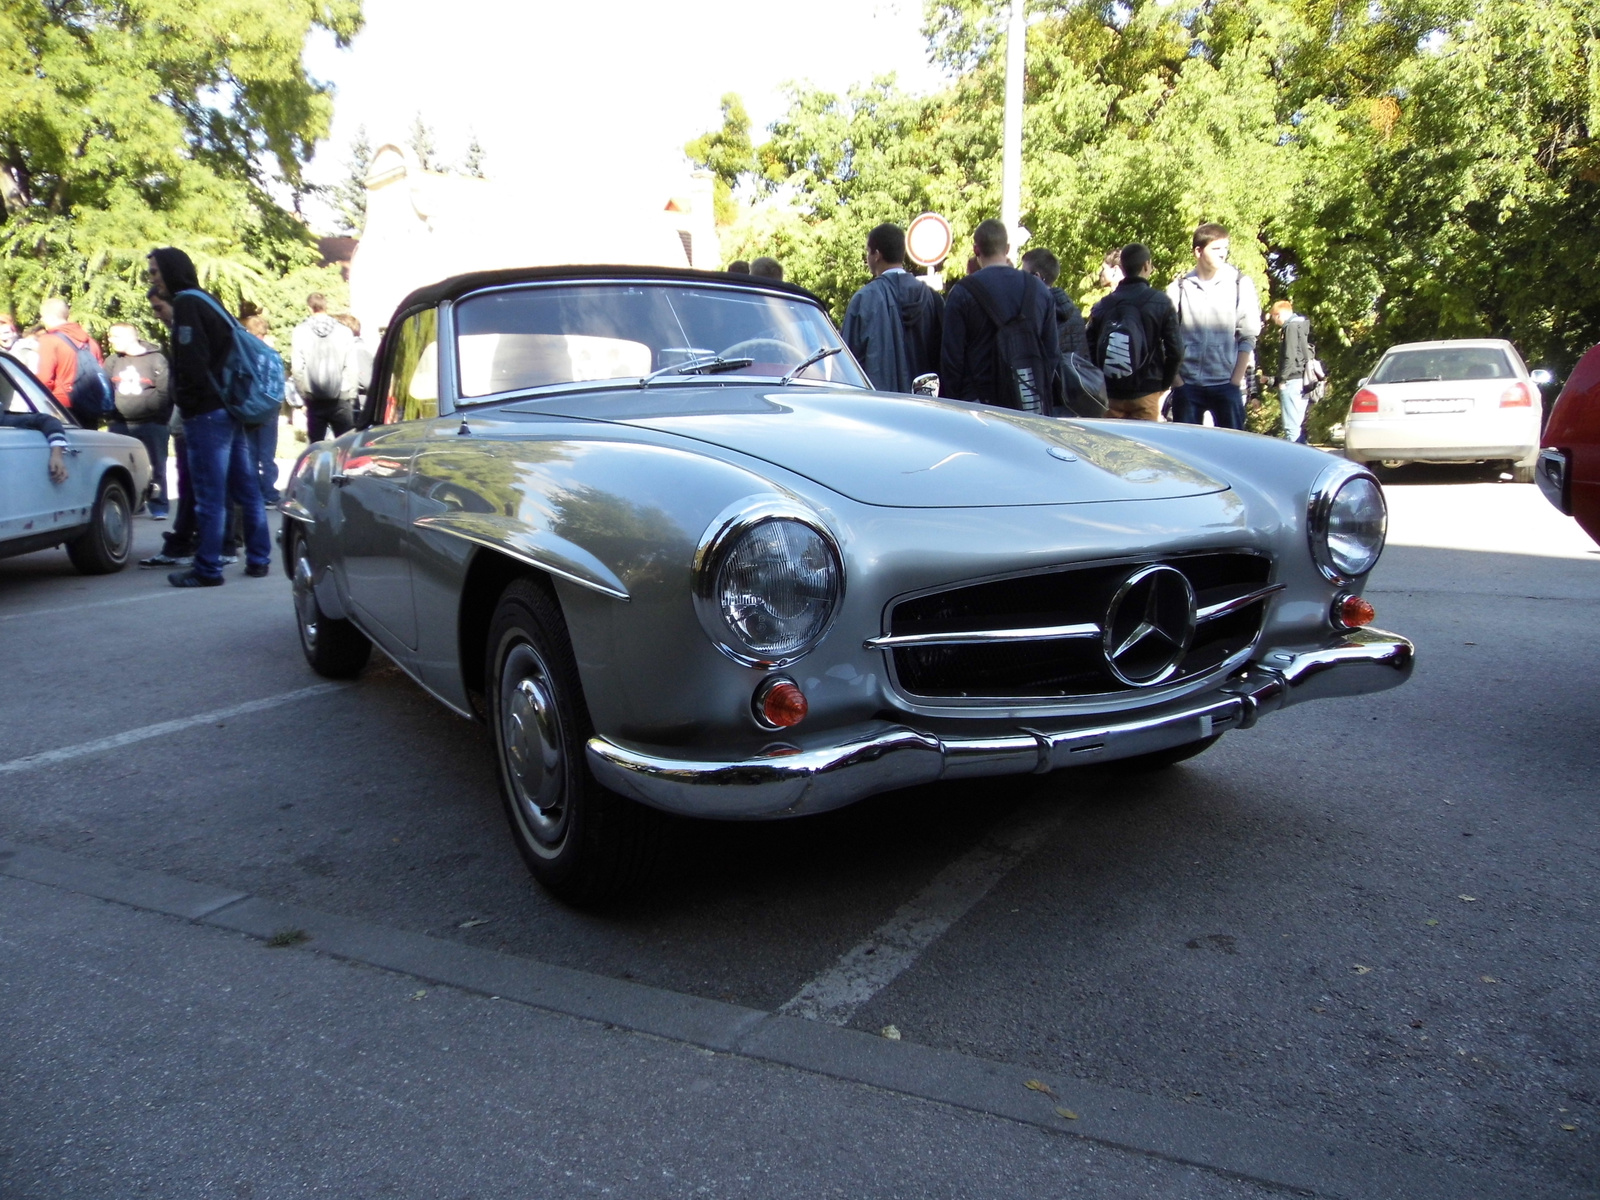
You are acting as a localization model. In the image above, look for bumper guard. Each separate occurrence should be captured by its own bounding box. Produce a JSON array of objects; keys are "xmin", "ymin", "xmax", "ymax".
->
[{"xmin": 586, "ymin": 628, "xmax": 1414, "ymax": 819}]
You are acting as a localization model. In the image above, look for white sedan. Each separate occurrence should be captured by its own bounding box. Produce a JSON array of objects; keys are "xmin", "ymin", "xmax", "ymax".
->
[
  {"xmin": 0, "ymin": 351, "xmax": 151, "ymax": 573},
  {"xmin": 1343, "ymin": 338, "xmax": 1551, "ymax": 481}
]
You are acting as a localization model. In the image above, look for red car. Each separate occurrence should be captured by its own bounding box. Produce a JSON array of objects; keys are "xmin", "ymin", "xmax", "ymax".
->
[{"xmin": 1537, "ymin": 344, "xmax": 1600, "ymax": 543}]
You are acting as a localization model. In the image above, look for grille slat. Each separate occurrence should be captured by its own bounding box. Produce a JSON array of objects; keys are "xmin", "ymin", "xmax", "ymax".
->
[{"xmin": 886, "ymin": 553, "xmax": 1271, "ymax": 701}]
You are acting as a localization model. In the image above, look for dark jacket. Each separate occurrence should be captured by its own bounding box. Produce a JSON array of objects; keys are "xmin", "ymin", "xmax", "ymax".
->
[
  {"xmin": 1278, "ymin": 314, "xmax": 1311, "ymax": 380},
  {"xmin": 1086, "ymin": 277, "xmax": 1184, "ymax": 400},
  {"xmin": 0, "ymin": 410, "xmax": 69, "ymax": 447},
  {"xmin": 105, "ymin": 346, "xmax": 171, "ymax": 424},
  {"xmin": 150, "ymin": 247, "xmax": 230, "ymax": 419},
  {"xmin": 1049, "ymin": 287, "xmax": 1089, "ymax": 361},
  {"xmin": 841, "ymin": 270, "xmax": 945, "ymax": 393},
  {"xmin": 939, "ymin": 265, "xmax": 1059, "ymax": 407}
]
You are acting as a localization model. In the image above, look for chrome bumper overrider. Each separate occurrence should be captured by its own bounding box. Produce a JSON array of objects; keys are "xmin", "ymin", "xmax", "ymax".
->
[{"xmin": 586, "ymin": 629, "xmax": 1414, "ymax": 819}]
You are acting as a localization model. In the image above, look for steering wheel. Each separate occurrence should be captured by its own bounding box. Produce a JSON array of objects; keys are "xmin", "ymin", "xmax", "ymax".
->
[{"xmin": 718, "ymin": 338, "xmax": 805, "ymax": 364}]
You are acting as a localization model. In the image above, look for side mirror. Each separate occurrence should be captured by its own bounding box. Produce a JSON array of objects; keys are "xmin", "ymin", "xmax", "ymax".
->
[
  {"xmin": 1530, "ymin": 369, "xmax": 1554, "ymax": 387},
  {"xmin": 912, "ymin": 373, "xmax": 939, "ymax": 397},
  {"xmin": 1356, "ymin": 377, "xmax": 1369, "ymax": 388}
]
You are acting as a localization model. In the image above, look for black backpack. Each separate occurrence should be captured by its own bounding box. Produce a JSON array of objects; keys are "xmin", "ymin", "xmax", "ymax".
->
[
  {"xmin": 960, "ymin": 273, "xmax": 1063, "ymax": 414},
  {"xmin": 1091, "ymin": 301, "xmax": 1154, "ymax": 389},
  {"xmin": 50, "ymin": 331, "xmax": 114, "ymax": 421}
]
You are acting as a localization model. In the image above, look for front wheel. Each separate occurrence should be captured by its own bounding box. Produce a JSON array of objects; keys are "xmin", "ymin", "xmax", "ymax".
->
[
  {"xmin": 290, "ymin": 528, "xmax": 370, "ymax": 678},
  {"xmin": 66, "ymin": 477, "xmax": 133, "ymax": 574},
  {"xmin": 487, "ymin": 578, "xmax": 658, "ymax": 906}
]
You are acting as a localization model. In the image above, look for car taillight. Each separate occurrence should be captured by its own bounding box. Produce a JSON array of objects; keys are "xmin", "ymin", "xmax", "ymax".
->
[
  {"xmin": 1350, "ymin": 388, "xmax": 1380, "ymax": 414},
  {"xmin": 1500, "ymin": 382, "xmax": 1534, "ymax": 407}
]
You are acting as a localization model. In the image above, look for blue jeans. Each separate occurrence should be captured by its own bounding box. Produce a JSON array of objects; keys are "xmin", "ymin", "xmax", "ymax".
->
[
  {"xmin": 1172, "ymin": 382, "xmax": 1245, "ymax": 430},
  {"xmin": 249, "ymin": 417, "xmax": 280, "ymax": 504},
  {"xmin": 109, "ymin": 419, "xmax": 169, "ymax": 513},
  {"xmin": 185, "ymin": 408, "xmax": 270, "ymax": 580},
  {"xmin": 1278, "ymin": 378, "xmax": 1307, "ymax": 443}
]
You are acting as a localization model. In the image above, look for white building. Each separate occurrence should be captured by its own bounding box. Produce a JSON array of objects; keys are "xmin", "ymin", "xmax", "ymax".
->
[{"xmin": 348, "ymin": 143, "xmax": 720, "ymax": 336}]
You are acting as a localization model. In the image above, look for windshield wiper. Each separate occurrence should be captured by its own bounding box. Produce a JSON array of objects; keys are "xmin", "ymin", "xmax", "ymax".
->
[
  {"xmin": 639, "ymin": 355, "xmax": 754, "ymax": 388},
  {"xmin": 780, "ymin": 346, "xmax": 842, "ymax": 385}
]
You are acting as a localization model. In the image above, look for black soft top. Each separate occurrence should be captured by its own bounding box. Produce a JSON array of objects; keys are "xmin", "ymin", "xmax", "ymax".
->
[{"xmin": 391, "ymin": 264, "xmax": 824, "ymax": 318}]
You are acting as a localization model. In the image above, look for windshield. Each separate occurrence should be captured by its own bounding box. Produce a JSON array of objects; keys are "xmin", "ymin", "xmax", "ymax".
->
[
  {"xmin": 1370, "ymin": 346, "xmax": 1515, "ymax": 384},
  {"xmin": 453, "ymin": 283, "xmax": 869, "ymax": 401}
]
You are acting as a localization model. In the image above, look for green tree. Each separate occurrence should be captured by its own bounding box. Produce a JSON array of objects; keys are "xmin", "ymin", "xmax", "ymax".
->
[
  {"xmin": 0, "ymin": 0, "xmax": 363, "ymax": 339},
  {"xmin": 408, "ymin": 113, "xmax": 439, "ymax": 173},
  {"xmin": 333, "ymin": 125, "xmax": 373, "ymax": 236},
  {"xmin": 684, "ymin": 94, "xmax": 757, "ymax": 225},
  {"xmin": 461, "ymin": 132, "xmax": 488, "ymax": 179}
]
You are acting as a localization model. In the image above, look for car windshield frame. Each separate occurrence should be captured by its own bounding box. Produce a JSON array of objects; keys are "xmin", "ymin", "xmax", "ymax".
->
[
  {"xmin": 449, "ymin": 279, "xmax": 870, "ymax": 406},
  {"xmin": 1370, "ymin": 346, "xmax": 1517, "ymax": 385}
]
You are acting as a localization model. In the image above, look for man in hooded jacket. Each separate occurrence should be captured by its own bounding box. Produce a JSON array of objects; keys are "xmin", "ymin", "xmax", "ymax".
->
[
  {"xmin": 292, "ymin": 292, "xmax": 358, "ymax": 443},
  {"xmin": 146, "ymin": 246, "xmax": 271, "ymax": 587},
  {"xmin": 841, "ymin": 224, "xmax": 943, "ymax": 394}
]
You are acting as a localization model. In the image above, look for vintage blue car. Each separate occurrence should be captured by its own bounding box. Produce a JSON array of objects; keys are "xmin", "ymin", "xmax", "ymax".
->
[
  {"xmin": 1, "ymin": 352, "xmax": 150, "ymax": 573},
  {"xmin": 280, "ymin": 266, "xmax": 1412, "ymax": 904}
]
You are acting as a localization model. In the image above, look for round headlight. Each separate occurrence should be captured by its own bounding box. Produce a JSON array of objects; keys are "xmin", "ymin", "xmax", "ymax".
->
[
  {"xmin": 694, "ymin": 503, "xmax": 841, "ymax": 666},
  {"xmin": 1309, "ymin": 468, "xmax": 1387, "ymax": 581}
]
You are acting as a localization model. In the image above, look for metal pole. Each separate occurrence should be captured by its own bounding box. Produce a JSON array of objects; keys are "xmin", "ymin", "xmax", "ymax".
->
[{"xmin": 1001, "ymin": 0, "xmax": 1026, "ymax": 246}]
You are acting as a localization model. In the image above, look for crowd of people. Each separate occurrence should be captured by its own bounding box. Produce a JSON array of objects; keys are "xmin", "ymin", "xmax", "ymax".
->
[
  {"xmin": 820, "ymin": 217, "xmax": 1319, "ymax": 442},
  {"xmin": 1, "ymin": 254, "xmax": 372, "ymax": 588}
]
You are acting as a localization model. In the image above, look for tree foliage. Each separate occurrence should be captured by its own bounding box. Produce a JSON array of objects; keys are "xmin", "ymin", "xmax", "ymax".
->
[
  {"xmin": 698, "ymin": 0, "xmax": 1600, "ymax": 438},
  {"xmin": 0, "ymin": 0, "xmax": 362, "ymax": 342},
  {"xmin": 333, "ymin": 124, "xmax": 372, "ymax": 237}
]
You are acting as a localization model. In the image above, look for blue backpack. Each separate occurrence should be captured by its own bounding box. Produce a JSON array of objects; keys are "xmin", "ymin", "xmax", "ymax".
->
[
  {"xmin": 49, "ymin": 331, "xmax": 115, "ymax": 421},
  {"xmin": 176, "ymin": 289, "xmax": 286, "ymax": 427}
]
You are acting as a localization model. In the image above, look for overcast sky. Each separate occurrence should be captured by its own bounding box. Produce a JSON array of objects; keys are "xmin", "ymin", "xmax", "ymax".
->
[{"xmin": 299, "ymin": 0, "xmax": 947, "ymax": 231}]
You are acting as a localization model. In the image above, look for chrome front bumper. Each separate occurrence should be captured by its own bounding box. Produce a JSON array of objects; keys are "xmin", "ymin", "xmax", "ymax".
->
[{"xmin": 587, "ymin": 629, "xmax": 1415, "ymax": 820}]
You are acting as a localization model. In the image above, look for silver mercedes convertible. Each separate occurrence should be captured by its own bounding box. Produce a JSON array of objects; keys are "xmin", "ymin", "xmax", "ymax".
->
[{"xmin": 280, "ymin": 266, "xmax": 1412, "ymax": 903}]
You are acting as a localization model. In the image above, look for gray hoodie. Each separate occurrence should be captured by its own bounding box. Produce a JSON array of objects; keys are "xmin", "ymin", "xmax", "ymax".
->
[{"xmin": 1167, "ymin": 266, "xmax": 1261, "ymax": 387}]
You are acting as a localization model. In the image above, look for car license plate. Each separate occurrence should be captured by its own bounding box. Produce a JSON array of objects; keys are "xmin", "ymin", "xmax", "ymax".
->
[{"xmin": 1403, "ymin": 397, "xmax": 1470, "ymax": 414}]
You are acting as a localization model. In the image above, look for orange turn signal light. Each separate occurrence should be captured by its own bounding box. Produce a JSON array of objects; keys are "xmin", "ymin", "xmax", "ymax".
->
[
  {"xmin": 1334, "ymin": 594, "xmax": 1375, "ymax": 628},
  {"xmin": 755, "ymin": 678, "xmax": 808, "ymax": 729}
]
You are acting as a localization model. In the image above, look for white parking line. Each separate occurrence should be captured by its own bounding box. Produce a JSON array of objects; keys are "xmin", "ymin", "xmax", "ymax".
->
[
  {"xmin": 0, "ymin": 684, "xmax": 345, "ymax": 775},
  {"xmin": 0, "ymin": 591, "xmax": 177, "ymax": 622},
  {"xmin": 778, "ymin": 803, "xmax": 1063, "ymax": 1025}
]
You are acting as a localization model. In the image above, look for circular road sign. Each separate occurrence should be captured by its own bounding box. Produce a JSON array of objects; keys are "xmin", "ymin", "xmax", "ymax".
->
[{"xmin": 906, "ymin": 213, "xmax": 953, "ymax": 267}]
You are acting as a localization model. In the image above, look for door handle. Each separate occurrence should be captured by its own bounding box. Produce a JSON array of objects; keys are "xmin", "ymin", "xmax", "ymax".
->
[{"xmin": 331, "ymin": 473, "xmax": 351, "ymax": 487}]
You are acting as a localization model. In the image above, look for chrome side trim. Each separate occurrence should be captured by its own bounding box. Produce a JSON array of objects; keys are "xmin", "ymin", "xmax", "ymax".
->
[
  {"xmin": 411, "ymin": 517, "xmax": 631, "ymax": 600},
  {"xmin": 864, "ymin": 621, "xmax": 1099, "ymax": 649},
  {"xmin": 1195, "ymin": 582, "xmax": 1286, "ymax": 622},
  {"xmin": 587, "ymin": 629, "xmax": 1415, "ymax": 819},
  {"xmin": 279, "ymin": 500, "xmax": 316, "ymax": 525}
]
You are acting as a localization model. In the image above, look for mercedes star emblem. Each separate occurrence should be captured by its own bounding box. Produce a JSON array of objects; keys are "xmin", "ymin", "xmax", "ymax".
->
[{"xmin": 1102, "ymin": 564, "xmax": 1197, "ymax": 686}]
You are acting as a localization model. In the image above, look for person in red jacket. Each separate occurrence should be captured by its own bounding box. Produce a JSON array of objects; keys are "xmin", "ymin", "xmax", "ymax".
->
[{"xmin": 34, "ymin": 297, "xmax": 107, "ymax": 427}]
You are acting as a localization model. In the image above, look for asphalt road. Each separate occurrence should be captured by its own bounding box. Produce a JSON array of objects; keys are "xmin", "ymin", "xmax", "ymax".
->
[{"xmin": 1, "ymin": 471, "xmax": 1596, "ymax": 1198}]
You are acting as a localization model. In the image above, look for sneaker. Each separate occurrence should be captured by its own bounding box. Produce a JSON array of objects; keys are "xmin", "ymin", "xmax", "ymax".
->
[
  {"xmin": 140, "ymin": 552, "xmax": 191, "ymax": 567},
  {"xmin": 219, "ymin": 554, "xmax": 239, "ymax": 566},
  {"xmin": 168, "ymin": 569, "xmax": 223, "ymax": 588},
  {"xmin": 147, "ymin": 507, "xmax": 169, "ymax": 520},
  {"xmin": 244, "ymin": 561, "xmax": 271, "ymax": 578}
]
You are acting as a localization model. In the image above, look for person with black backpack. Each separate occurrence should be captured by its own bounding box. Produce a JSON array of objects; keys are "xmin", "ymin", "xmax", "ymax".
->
[
  {"xmin": 1085, "ymin": 243, "xmax": 1184, "ymax": 421},
  {"xmin": 34, "ymin": 298, "xmax": 113, "ymax": 430},
  {"xmin": 147, "ymin": 246, "xmax": 272, "ymax": 588},
  {"xmin": 939, "ymin": 219, "xmax": 1061, "ymax": 414}
]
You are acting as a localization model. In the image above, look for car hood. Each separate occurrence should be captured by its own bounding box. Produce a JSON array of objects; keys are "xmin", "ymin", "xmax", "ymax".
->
[{"xmin": 526, "ymin": 388, "xmax": 1227, "ymax": 508}]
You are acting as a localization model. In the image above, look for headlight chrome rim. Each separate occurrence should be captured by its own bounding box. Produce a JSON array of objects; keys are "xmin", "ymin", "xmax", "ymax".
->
[
  {"xmin": 1307, "ymin": 462, "xmax": 1387, "ymax": 583},
  {"xmin": 692, "ymin": 496, "xmax": 843, "ymax": 667}
]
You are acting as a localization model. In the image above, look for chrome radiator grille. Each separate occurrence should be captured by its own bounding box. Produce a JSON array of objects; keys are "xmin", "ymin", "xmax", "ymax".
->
[{"xmin": 876, "ymin": 552, "xmax": 1277, "ymax": 701}]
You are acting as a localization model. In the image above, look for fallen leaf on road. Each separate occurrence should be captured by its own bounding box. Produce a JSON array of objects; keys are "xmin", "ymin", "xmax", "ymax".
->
[
  {"xmin": 1561, "ymin": 1125, "xmax": 1577, "ymax": 1132},
  {"xmin": 1480, "ymin": 975, "xmax": 1497, "ymax": 984},
  {"xmin": 1425, "ymin": 919, "xmax": 1439, "ymax": 927},
  {"xmin": 1459, "ymin": 895, "xmax": 1477, "ymax": 902},
  {"xmin": 880, "ymin": 1025, "xmax": 901, "ymax": 1040},
  {"xmin": 458, "ymin": 918, "xmax": 489, "ymax": 929},
  {"xmin": 1055, "ymin": 1107, "xmax": 1079, "ymax": 1120},
  {"xmin": 1463, "ymin": 641, "xmax": 1477, "ymax": 645},
  {"xmin": 1025, "ymin": 1079, "xmax": 1055, "ymax": 1096},
  {"xmin": 409, "ymin": 989, "xmax": 427, "ymax": 1001},
  {"xmin": 1351, "ymin": 965, "xmax": 1372, "ymax": 974}
]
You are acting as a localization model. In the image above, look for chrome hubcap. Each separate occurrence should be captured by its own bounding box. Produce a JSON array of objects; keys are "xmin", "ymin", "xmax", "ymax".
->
[
  {"xmin": 293, "ymin": 544, "xmax": 319, "ymax": 651},
  {"xmin": 500, "ymin": 643, "xmax": 567, "ymax": 845},
  {"xmin": 102, "ymin": 491, "xmax": 129, "ymax": 557}
]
